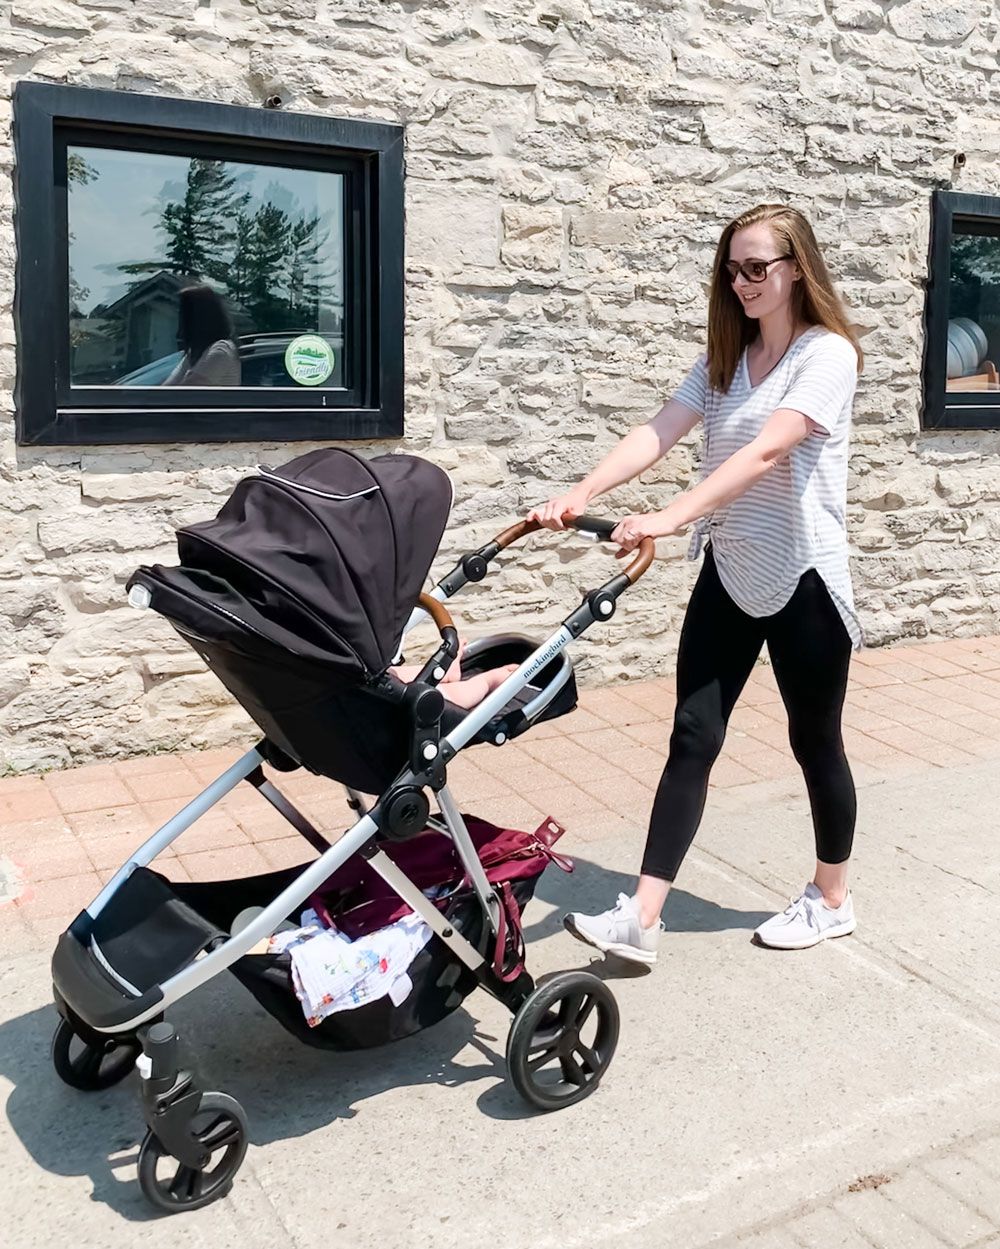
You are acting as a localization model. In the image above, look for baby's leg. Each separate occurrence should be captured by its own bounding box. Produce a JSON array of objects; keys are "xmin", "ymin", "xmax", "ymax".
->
[
  {"xmin": 389, "ymin": 662, "xmax": 421, "ymax": 683},
  {"xmin": 390, "ymin": 641, "xmax": 467, "ymax": 686},
  {"xmin": 441, "ymin": 664, "xmax": 518, "ymax": 709}
]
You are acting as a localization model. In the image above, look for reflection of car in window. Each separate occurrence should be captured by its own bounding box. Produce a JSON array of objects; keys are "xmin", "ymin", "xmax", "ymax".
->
[
  {"xmin": 115, "ymin": 351, "xmax": 185, "ymax": 387},
  {"xmin": 114, "ymin": 333, "xmax": 343, "ymax": 388}
]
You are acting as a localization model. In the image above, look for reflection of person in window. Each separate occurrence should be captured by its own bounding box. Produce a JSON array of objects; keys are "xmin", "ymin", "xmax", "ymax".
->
[{"xmin": 164, "ymin": 285, "xmax": 241, "ymax": 386}]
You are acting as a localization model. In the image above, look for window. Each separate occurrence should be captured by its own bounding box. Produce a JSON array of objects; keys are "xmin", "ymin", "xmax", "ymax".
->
[
  {"xmin": 14, "ymin": 83, "xmax": 404, "ymax": 445},
  {"xmin": 923, "ymin": 190, "xmax": 1000, "ymax": 430}
]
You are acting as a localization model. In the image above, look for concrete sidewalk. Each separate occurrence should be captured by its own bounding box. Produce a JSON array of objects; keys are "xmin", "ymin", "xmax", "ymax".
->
[{"xmin": 2, "ymin": 635, "xmax": 1000, "ymax": 1247}]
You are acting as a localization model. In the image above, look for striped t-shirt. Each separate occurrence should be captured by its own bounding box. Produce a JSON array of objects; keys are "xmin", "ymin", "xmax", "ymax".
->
[{"xmin": 673, "ymin": 325, "xmax": 863, "ymax": 649}]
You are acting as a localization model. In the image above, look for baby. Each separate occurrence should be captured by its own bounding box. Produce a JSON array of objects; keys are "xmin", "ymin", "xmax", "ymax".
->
[{"xmin": 390, "ymin": 641, "xmax": 518, "ymax": 710}]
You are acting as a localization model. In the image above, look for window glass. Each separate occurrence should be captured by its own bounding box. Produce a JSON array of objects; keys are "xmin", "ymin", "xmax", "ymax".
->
[
  {"xmin": 67, "ymin": 147, "xmax": 345, "ymax": 389},
  {"xmin": 946, "ymin": 222, "xmax": 1000, "ymax": 394}
]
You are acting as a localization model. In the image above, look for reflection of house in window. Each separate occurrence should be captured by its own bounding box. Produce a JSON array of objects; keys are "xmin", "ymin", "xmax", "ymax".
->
[{"xmin": 72, "ymin": 270, "xmax": 187, "ymax": 384}]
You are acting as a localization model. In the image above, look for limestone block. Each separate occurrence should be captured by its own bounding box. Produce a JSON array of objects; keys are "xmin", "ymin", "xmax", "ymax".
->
[
  {"xmin": 10, "ymin": 0, "xmax": 92, "ymax": 32},
  {"xmin": 37, "ymin": 512, "xmax": 176, "ymax": 555},
  {"xmin": 81, "ymin": 471, "xmax": 190, "ymax": 503},
  {"xmin": 771, "ymin": 0, "xmax": 824, "ymax": 16},
  {"xmin": 408, "ymin": 184, "xmax": 500, "ymax": 268},
  {"xmin": 569, "ymin": 211, "xmax": 638, "ymax": 247},
  {"xmin": 1, "ymin": 670, "xmax": 143, "ymax": 733},
  {"xmin": 0, "ymin": 581, "xmax": 67, "ymax": 660},
  {"xmin": 888, "ymin": 0, "xmax": 979, "ymax": 43},
  {"xmin": 501, "ymin": 204, "xmax": 564, "ymax": 271},
  {"xmin": 0, "ymin": 30, "xmax": 49, "ymax": 59},
  {"xmin": 936, "ymin": 467, "xmax": 1000, "ymax": 506},
  {"xmin": 407, "ymin": 39, "xmax": 541, "ymax": 87},
  {"xmin": 47, "ymin": 608, "xmax": 184, "ymax": 678},
  {"xmin": 444, "ymin": 410, "xmax": 525, "ymax": 444},
  {"xmin": 581, "ymin": 377, "xmax": 660, "ymax": 411},
  {"xmin": 423, "ymin": 447, "xmax": 507, "ymax": 489},
  {"xmin": 830, "ymin": 0, "xmax": 884, "ymax": 28},
  {"xmin": 498, "ymin": 165, "xmax": 555, "ymax": 203},
  {"xmin": 0, "ymin": 658, "xmax": 30, "ymax": 708}
]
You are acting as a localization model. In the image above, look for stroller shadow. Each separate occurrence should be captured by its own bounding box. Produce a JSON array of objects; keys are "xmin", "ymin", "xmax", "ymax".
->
[
  {"xmin": 0, "ymin": 986, "xmax": 503, "ymax": 1220},
  {"xmin": 0, "ymin": 857, "xmax": 772, "ymax": 1208}
]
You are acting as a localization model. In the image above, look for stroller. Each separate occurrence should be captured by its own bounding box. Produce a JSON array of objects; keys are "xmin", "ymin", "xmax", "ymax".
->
[{"xmin": 49, "ymin": 449, "xmax": 654, "ymax": 1213}]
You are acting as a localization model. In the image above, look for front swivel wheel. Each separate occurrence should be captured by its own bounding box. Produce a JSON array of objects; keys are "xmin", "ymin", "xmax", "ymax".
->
[
  {"xmin": 137, "ymin": 1091, "xmax": 248, "ymax": 1213},
  {"xmin": 506, "ymin": 970, "xmax": 619, "ymax": 1111}
]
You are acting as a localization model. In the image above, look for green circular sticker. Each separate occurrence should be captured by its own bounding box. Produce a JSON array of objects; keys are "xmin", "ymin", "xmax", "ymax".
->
[{"xmin": 284, "ymin": 335, "xmax": 335, "ymax": 386}]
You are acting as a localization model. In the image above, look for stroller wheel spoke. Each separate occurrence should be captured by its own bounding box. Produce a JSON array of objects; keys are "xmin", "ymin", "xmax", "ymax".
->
[
  {"xmin": 576, "ymin": 995, "xmax": 598, "ymax": 1031},
  {"xmin": 575, "ymin": 1042, "xmax": 599, "ymax": 1075},
  {"xmin": 527, "ymin": 1027, "xmax": 560, "ymax": 1055},
  {"xmin": 200, "ymin": 1114, "xmax": 241, "ymax": 1153},
  {"xmin": 527, "ymin": 1044, "xmax": 559, "ymax": 1072},
  {"xmin": 558, "ymin": 991, "xmax": 586, "ymax": 1028},
  {"xmin": 169, "ymin": 1165, "xmax": 203, "ymax": 1203},
  {"xmin": 560, "ymin": 1054, "xmax": 587, "ymax": 1088}
]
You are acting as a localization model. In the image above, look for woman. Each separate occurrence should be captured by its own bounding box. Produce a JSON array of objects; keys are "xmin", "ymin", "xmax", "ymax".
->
[
  {"xmin": 529, "ymin": 203, "xmax": 864, "ymax": 962},
  {"xmin": 164, "ymin": 284, "xmax": 241, "ymax": 387}
]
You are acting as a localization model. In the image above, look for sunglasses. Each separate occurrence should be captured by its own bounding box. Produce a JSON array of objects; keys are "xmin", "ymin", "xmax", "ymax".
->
[{"xmin": 724, "ymin": 256, "xmax": 793, "ymax": 284}]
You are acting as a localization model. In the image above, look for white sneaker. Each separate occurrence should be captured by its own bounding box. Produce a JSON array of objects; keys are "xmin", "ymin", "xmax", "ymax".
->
[
  {"xmin": 754, "ymin": 883, "xmax": 856, "ymax": 950},
  {"xmin": 564, "ymin": 893, "xmax": 663, "ymax": 965}
]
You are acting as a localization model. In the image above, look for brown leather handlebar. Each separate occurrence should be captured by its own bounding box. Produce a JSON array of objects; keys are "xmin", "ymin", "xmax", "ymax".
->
[
  {"xmin": 493, "ymin": 518, "xmax": 655, "ymax": 586},
  {"xmin": 494, "ymin": 517, "xmax": 542, "ymax": 549},
  {"xmin": 418, "ymin": 592, "xmax": 456, "ymax": 634}
]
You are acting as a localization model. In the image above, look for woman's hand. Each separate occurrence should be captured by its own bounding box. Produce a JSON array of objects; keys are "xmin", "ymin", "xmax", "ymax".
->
[
  {"xmin": 526, "ymin": 485, "xmax": 592, "ymax": 531},
  {"xmin": 611, "ymin": 507, "xmax": 687, "ymax": 556}
]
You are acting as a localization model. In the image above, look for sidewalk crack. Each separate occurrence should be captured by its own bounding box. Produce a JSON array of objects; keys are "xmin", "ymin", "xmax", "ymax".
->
[{"xmin": 894, "ymin": 843, "xmax": 994, "ymax": 895}]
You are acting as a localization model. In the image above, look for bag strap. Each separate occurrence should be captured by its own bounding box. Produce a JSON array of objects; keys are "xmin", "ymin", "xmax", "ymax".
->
[{"xmin": 491, "ymin": 881, "xmax": 526, "ymax": 983}]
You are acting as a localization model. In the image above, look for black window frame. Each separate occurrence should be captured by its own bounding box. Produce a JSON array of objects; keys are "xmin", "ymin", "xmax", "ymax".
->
[
  {"xmin": 13, "ymin": 82, "xmax": 404, "ymax": 446},
  {"xmin": 922, "ymin": 188, "xmax": 1000, "ymax": 431}
]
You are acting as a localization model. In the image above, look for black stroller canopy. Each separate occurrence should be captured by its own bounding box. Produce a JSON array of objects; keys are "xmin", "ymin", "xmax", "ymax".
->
[{"xmin": 170, "ymin": 449, "xmax": 453, "ymax": 678}]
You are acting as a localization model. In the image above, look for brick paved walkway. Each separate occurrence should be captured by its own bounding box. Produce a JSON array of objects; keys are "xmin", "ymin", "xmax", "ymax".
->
[{"xmin": 3, "ymin": 633, "xmax": 1000, "ymax": 955}]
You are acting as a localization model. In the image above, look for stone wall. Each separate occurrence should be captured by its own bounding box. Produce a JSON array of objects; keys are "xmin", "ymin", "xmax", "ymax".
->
[{"xmin": 2, "ymin": 0, "xmax": 1000, "ymax": 771}]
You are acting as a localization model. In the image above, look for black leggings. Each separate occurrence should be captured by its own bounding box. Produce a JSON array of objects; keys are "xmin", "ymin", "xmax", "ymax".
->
[{"xmin": 641, "ymin": 548, "xmax": 856, "ymax": 882}]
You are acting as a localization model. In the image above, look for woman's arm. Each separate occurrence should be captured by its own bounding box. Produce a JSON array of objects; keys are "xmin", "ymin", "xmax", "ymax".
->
[
  {"xmin": 529, "ymin": 397, "xmax": 701, "ymax": 529},
  {"xmin": 612, "ymin": 407, "xmax": 819, "ymax": 549}
]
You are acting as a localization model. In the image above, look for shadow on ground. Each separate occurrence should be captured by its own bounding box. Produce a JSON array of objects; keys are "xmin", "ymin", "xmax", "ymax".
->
[{"xmin": 0, "ymin": 853, "xmax": 770, "ymax": 1216}]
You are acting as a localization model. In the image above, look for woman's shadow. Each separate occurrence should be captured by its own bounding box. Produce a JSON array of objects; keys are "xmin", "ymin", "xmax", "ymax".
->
[{"xmin": 0, "ymin": 854, "xmax": 770, "ymax": 1214}]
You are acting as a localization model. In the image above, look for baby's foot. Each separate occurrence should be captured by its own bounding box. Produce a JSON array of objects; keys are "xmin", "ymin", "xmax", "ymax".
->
[{"xmin": 443, "ymin": 640, "xmax": 467, "ymax": 683}]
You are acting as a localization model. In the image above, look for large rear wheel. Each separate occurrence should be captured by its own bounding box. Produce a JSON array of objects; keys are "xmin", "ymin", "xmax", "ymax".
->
[{"xmin": 506, "ymin": 971, "xmax": 619, "ymax": 1112}]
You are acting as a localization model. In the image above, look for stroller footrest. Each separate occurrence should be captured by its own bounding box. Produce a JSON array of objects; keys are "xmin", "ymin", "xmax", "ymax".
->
[
  {"xmin": 53, "ymin": 927, "xmax": 165, "ymax": 1032},
  {"xmin": 52, "ymin": 868, "xmax": 226, "ymax": 1032}
]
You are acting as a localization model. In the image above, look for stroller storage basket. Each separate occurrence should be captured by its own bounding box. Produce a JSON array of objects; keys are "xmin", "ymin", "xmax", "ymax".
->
[
  {"xmin": 55, "ymin": 816, "xmax": 553, "ymax": 1053},
  {"xmin": 174, "ymin": 871, "xmax": 541, "ymax": 1052}
]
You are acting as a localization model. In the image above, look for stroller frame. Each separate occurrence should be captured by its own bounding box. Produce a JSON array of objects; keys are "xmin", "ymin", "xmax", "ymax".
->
[{"xmin": 50, "ymin": 515, "xmax": 654, "ymax": 1213}]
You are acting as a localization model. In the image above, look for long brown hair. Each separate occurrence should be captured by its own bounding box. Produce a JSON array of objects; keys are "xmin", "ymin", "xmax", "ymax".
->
[{"xmin": 706, "ymin": 204, "xmax": 863, "ymax": 393}]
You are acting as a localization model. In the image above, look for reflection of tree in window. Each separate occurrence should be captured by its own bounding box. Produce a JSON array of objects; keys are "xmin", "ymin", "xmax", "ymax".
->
[
  {"xmin": 951, "ymin": 233, "xmax": 1000, "ymax": 290},
  {"xmin": 120, "ymin": 159, "xmax": 249, "ymax": 284},
  {"xmin": 67, "ymin": 153, "xmax": 97, "ymax": 338},
  {"xmin": 118, "ymin": 159, "xmax": 337, "ymax": 336}
]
